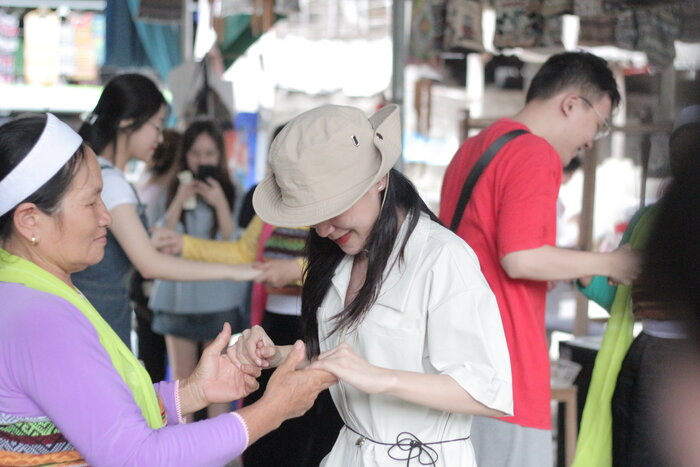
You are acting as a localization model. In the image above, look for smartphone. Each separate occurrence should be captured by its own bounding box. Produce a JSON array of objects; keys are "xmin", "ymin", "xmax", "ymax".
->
[{"xmin": 195, "ymin": 164, "xmax": 218, "ymax": 181}]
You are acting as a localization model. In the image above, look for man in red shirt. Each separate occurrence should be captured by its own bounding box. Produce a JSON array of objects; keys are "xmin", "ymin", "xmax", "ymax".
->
[{"xmin": 439, "ymin": 52, "xmax": 640, "ymax": 466}]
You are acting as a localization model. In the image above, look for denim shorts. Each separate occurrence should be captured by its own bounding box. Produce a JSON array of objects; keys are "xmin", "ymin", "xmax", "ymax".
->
[{"xmin": 152, "ymin": 307, "xmax": 247, "ymax": 342}]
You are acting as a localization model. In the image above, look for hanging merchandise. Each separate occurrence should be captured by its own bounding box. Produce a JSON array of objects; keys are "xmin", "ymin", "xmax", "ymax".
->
[
  {"xmin": 443, "ymin": 0, "xmax": 483, "ymax": 52},
  {"xmin": 602, "ymin": 0, "xmax": 627, "ymax": 12},
  {"xmin": 194, "ymin": 0, "xmax": 217, "ymax": 60},
  {"xmin": 23, "ymin": 8, "xmax": 61, "ymax": 85},
  {"xmin": 59, "ymin": 14, "xmax": 76, "ymax": 79},
  {"xmin": 573, "ymin": 0, "xmax": 604, "ymax": 17},
  {"xmin": 578, "ymin": 15, "xmax": 616, "ymax": 46},
  {"xmin": 635, "ymin": 4, "xmax": 679, "ymax": 69},
  {"xmin": 0, "ymin": 10, "xmax": 19, "ymax": 83},
  {"xmin": 493, "ymin": 0, "xmax": 543, "ymax": 49},
  {"xmin": 408, "ymin": 0, "xmax": 447, "ymax": 62},
  {"xmin": 614, "ymin": 9, "xmax": 636, "ymax": 50},
  {"xmin": 71, "ymin": 13, "xmax": 99, "ymax": 83},
  {"xmin": 678, "ymin": 0, "xmax": 700, "ymax": 42},
  {"xmin": 138, "ymin": 0, "xmax": 182, "ymax": 23},
  {"xmin": 168, "ymin": 58, "xmax": 235, "ymax": 128},
  {"xmin": 540, "ymin": 15, "xmax": 564, "ymax": 48},
  {"xmin": 541, "ymin": 0, "xmax": 573, "ymax": 16},
  {"xmin": 537, "ymin": 0, "xmax": 572, "ymax": 48},
  {"xmin": 93, "ymin": 13, "xmax": 106, "ymax": 67}
]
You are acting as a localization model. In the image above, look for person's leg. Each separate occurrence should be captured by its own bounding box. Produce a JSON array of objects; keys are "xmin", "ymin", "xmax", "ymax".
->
[
  {"xmin": 470, "ymin": 416, "xmax": 552, "ymax": 467},
  {"xmin": 165, "ymin": 334, "xmax": 199, "ymax": 423},
  {"xmin": 135, "ymin": 309, "xmax": 166, "ymax": 382}
]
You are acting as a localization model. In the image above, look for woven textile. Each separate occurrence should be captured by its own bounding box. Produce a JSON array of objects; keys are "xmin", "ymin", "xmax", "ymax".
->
[
  {"xmin": 0, "ymin": 399, "xmax": 167, "ymax": 466},
  {"xmin": 262, "ymin": 226, "xmax": 307, "ymax": 296}
]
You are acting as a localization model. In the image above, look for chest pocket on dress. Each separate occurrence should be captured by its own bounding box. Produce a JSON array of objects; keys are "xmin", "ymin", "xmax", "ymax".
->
[{"xmin": 356, "ymin": 306, "xmax": 424, "ymax": 372}]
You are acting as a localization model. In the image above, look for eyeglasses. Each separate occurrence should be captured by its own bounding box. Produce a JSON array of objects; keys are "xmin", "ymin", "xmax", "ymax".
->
[{"xmin": 579, "ymin": 96, "xmax": 612, "ymax": 140}]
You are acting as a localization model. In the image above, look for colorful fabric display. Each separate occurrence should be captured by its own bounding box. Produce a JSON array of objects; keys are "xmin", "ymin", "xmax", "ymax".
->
[
  {"xmin": 574, "ymin": 0, "xmax": 605, "ymax": 17},
  {"xmin": 23, "ymin": 9, "xmax": 61, "ymax": 85},
  {"xmin": 578, "ymin": 16, "xmax": 616, "ymax": 46},
  {"xmin": 635, "ymin": 4, "xmax": 679, "ymax": 69},
  {"xmin": 678, "ymin": 0, "xmax": 700, "ymax": 42},
  {"xmin": 71, "ymin": 13, "xmax": 98, "ymax": 82},
  {"xmin": 0, "ymin": 11, "xmax": 19, "ymax": 83},
  {"xmin": 541, "ymin": 0, "xmax": 573, "ymax": 16},
  {"xmin": 493, "ymin": 0, "xmax": 543, "ymax": 49},
  {"xmin": 614, "ymin": 9, "xmax": 636, "ymax": 51},
  {"xmin": 138, "ymin": 0, "xmax": 182, "ymax": 23},
  {"xmin": 408, "ymin": 0, "xmax": 447, "ymax": 62},
  {"xmin": 443, "ymin": 0, "xmax": 483, "ymax": 51},
  {"xmin": 540, "ymin": 15, "xmax": 564, "ymax": 48}
]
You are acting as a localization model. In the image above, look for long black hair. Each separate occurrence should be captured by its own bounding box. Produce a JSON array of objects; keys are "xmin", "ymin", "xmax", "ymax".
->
[
  {"xmin": 301, "ymin": 168, "xmax": 441, "ymax": 358},
  {"xmin": 0, "ymin": 114, "xmax": 88, "ymax": 241},
  {"xmin": 79, "ymin": 73, "xmax": 166, "ymax": 157},
  {"xmin": 166, "ymin": 120, "xmax": 235, "ymax": 238}
]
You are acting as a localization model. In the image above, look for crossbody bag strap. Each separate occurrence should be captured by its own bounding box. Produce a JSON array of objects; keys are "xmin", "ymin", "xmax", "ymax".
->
[{"xmin": 449, "ymin": 129, "xmax": 529, "ymax": 232}]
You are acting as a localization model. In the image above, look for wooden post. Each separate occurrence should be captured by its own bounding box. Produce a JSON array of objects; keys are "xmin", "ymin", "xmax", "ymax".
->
[{"xmin": 573, "ymin": 143, "xmax": 601, "ymax": 336}]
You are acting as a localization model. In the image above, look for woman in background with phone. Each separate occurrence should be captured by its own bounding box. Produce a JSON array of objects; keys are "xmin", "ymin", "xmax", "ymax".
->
[{"xmin": 150, "ymin": 119, "xmax": 246, "ymax": 421}]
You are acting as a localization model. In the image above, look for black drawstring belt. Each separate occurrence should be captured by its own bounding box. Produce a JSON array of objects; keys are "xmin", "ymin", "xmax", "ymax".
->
[{"xmin": 344, "ymin": 424, "xmax": 470, "ymax": 466}]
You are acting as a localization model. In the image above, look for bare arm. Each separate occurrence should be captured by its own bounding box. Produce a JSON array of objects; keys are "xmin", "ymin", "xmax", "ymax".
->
[
  {"xmin": 309, "ymin": 344, "xmax": 505, "ymax": 416},
  {"xmin": 500, "ymin": 244, "xmax": 640, "ymax": 285},
  {"xmin": 109, "ymin": 203, "xmax": 259, "ymax": 282},
  {"xmin": 164, "ymin": 181, "xmax": 195, "ymax": 230}
]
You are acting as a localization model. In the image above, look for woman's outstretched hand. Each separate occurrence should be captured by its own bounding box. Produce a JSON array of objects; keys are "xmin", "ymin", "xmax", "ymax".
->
[
  {"xmin": 227, "ymin": 325, "xmax": 285, "ymax": 369},
  {"xmin": 310, "ymin": 343, "xmax": 388, "ymax": 395},
  {"xmin": 179, "ymin": 323, "xmax": 261, "ymax": 415},
  {"xmin": 253, "ymin": 258, "xmax": 302, "ymax": 288},
  {"xmin": 150, "ymin": 226, "xmax": 183, "ymax": 255}
]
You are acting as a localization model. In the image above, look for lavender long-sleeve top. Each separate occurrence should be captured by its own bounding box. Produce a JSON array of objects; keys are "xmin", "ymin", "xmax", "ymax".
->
[{"xmin": 0, "ymin": 282, "xmax": 249, "ymax": 466}]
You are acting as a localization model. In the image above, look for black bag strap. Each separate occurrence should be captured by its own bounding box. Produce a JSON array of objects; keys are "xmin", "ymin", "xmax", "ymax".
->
[{"xmin": 449, "ymin": 129, "xmax": 528, "ymax": 232}]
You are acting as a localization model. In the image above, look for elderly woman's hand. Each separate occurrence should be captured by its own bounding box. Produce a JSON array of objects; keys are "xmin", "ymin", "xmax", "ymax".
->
[
  {"xmin": 179, "ymin": 323, "xmax": 261, "ymax": 415},
  {"xmin": 227, "ymin": 325, "xmax": 286, "ymax": 369},
  {"xmin": 150, "ymin": 226, "xmax": 182, "ymax": 255},
  {"xmin": 236, "ymin": 341, "xmax": 338, "ymax": 444}
]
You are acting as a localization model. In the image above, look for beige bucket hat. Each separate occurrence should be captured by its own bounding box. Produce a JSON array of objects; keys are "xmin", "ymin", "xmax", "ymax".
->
[{"xmin": 253, "ymin": 104, "xmax": 401, "ymax": 227}]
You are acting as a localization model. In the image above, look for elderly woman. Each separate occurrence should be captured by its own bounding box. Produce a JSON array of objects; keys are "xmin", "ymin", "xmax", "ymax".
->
[
  {"xmin": 233, "ymin": 104, "xmax": 513, "ymax": 466},
  {"xmin": 0, "ymin": 113, "xmax": 336, "ymax": 466}
]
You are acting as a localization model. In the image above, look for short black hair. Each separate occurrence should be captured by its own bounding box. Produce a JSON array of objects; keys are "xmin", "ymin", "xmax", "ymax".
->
[
  {"xmin": 526, "ymin": 52, "xmax": 620, "ymax": 109},
  {"xmin": 0, "ymin": 114, "xmax": 87, "ymax": 241}
]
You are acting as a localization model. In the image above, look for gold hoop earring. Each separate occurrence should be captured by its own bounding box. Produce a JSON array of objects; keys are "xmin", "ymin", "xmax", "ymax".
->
[{"xmin": 30, "ymin": 236, "xmax": 37, "ymax": 246}]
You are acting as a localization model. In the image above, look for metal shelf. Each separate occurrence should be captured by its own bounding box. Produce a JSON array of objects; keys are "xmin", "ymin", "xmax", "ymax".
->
[
  {"xmin": 0, "ymin": 83, "xmax": 103, "ymax": 114},
  {"xmin": 0, "ymin": 0, "xmax": 105, "ymax": 10}
]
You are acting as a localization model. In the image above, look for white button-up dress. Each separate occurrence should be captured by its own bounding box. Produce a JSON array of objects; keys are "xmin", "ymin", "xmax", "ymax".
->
[{"xmin": 319, "ymin": 214, "xmax": 512, "ymax": 467}]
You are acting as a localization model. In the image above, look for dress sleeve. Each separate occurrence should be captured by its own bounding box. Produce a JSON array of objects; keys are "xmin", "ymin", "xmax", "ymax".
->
[
  {"xmin": 9, "ymin": 296, "xmax": 248, "ymax": 466},
  {"xmin": 426, "ymin": 242, "xmax": 513, "ymax": 415},
  {"xmin": 183, "ymin": 214, "xmax": 262, "ymax": 264},
  {"xmin": 153, "ymin": 380, "xmax": 183, "ymax": 426}
]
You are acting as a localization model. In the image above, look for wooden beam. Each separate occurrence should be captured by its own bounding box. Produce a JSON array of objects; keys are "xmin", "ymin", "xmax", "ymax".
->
[{"xmin": 573, "ymin": 142, "xmax": 601, "ymax": 336}]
